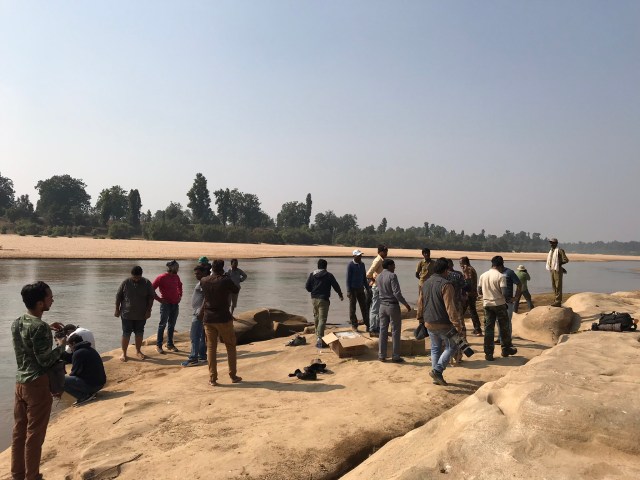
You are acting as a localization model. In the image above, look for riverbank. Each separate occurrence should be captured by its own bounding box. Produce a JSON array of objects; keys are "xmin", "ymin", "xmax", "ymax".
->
[
  {"xmin": 1, "ymin": 234, "xmax": 639, "ymax": 261},
  {"xmin": 2, "ymin": 291, "xmax": 638, "ymax": 479}
]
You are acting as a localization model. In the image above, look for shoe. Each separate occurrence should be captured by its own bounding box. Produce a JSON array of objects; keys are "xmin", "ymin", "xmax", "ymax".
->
[
  {"xmin": 230, "ymin": 376, "xmax": 242, "ymax": 383},
  {"xmin": 501, "ymin": 347, "xmax": 518, "ymax": 357},
  {"xmin": 378, "ymin": 358, "xmax": 386, "ymax": 362},
  {"xmin": 473, "ymin": 330, "xmax": 483, "ymax": 337},
  {"xmin": 369, "ymin": 330, "xmax": 379, "ymax": 338},
  {"xmin": 181, "ymin": 359, "xmax": 198, "ymax": 367},
  {"xmin": 156, "ymin": 346, "xmax": 166, "ymax": 355},
  {"xmin": 198, "ymin": 358, "xmax": 208, "ymax": 363},
  {"xmin": 485, "ymin": 354, "xmax": 495, "ymax": 361},
  {"xmin": 316, "ymin": 339, "xmax": 328, "ymax": 349},
  {"xmin": 391, "ymin": 357, "xmax": 405, "ymax": 363},
  {"xmin": 351, "ymin": 325, "xmax": 359, "ymax": 331},
  {"xmin": 551, "ymin": 302, "xmax": 561, "ymax": 307},
  {"xmin": 73, "ymin": 393, "xmax": 97, "ymax": 407},
  {"xmin": 495, "ymin": 338, "xmax": 501, "ymax": 345},
  {"xmin": 429, "ymin": 370, "xmax": 448, "ymax": 386},
  {"xmin": 166, "ymin": 345, "xmax": 179, "ymax": 352}
]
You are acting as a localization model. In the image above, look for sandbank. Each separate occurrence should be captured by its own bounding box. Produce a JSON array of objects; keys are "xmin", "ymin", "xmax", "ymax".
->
[{"xmin": 1, "ymin": 234, "xmax": 638, "ymax": 262}]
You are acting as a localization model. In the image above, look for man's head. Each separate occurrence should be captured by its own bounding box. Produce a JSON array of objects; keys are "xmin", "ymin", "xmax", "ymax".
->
[
  {"xmin": 352, "ymin": 249, "xmax": 363, "ymax": 263},
  {"xmin": 377, "ymin": 244, "xmax": 388, "ymax": 259},
  {"xmin": 491, "ymin": 255, "xmax": 505, "ymax": 271},
  {"xmin": 62, "ymin": 324, "xmax": 77, "ymax": 336},
  {"xmin": 317, "ymin": 259, "xmax": 328, "ymax": 270},
  {"xmin": 382, "ymin": 258, "xmax": 395, "ymax": 272},
  {"xmin": 230, "ymin": 259, "xmax": 239, "ymax": 269},
  {"xmin": 131, "ymin": 265, "xmax": 143, "ymax": 282},
  {"xmin": 21, "ymin": 281, "xmax": 53, "ymax": 313},
  {"xmin": 198, "ymin": 256, "xmax": 209, "ymax": 266},
  {"xmin": 459, "ymin": 256, "xmax": 470, "ymax": 267},
  {"xmin": 166, "ymin": 260, "xmax": 179, "ymax": 274},
  {"xmin": 422, "ymin": 248, "xmax": 431, "ymax": 261},
  {"xmin": 433, "ymin": 257, "xmax": 449, "ymax": 275},
  {"xmin": 212, "ymin": 259, "xmax": 225, "ymax": 274},
  {"xmin": 194, "ymin": 264, "xmax": 209, "ymax": 280},
  {"xmin": 549, "ymin": 238, "xmax": 558, "ymax": 248},
  {"xmin": 67, "ymin": 334, "xmax": 84, "ymax": 350},
  {"xmin": 446, "ymin": 258, "xmax": 455, "ymax": 270}
]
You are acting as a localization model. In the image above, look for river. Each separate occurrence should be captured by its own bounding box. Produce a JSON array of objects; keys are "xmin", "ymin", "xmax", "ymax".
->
[{"xmin": 1, "ymin": 257, "xmax": 639, "ymax": 450}]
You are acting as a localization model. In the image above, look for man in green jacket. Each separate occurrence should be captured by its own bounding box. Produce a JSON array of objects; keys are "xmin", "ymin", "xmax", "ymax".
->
[{"xmin": 11, "ymin": 281, "xmax": 67, "ymax": 480}]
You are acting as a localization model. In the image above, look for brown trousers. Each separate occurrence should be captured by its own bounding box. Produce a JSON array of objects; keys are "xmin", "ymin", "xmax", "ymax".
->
[
  {"xmin": 12, "ymin": 374, "xmax": 53, "ymax": 480},
  {"xmin": 204, "ymin": 321, "xmax": 237, "ymax": 382},
  {"xmin": 551, "ymin": 270, "xmax": 563, "ymax": 305}
]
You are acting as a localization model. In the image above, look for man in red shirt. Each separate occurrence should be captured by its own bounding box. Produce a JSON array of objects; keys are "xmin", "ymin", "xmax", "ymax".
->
[{"xmin": 152, "ymin": 260, "xmax": 183, "ymax": 354}]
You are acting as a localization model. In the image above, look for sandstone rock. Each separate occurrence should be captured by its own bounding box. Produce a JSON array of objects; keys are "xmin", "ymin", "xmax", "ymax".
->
[
  {"xmin": 234, "ymin": 308, "xmax": 310, "ymax": 344},
  {"xmin": 512, "ymin": 305, "xmax": 580, "ymax": 345}
]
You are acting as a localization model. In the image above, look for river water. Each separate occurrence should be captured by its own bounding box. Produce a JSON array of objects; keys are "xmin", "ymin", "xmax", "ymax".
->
[{"xmin": 1, "ymin": 257, "xmax": 639, "ymax": 450}]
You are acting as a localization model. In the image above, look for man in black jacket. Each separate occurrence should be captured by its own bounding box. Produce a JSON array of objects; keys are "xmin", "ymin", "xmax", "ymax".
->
[
  {"xmin": 305, "ymin": 259, "xmax": 344, "ymax": 348},
  {"xmin": 63, "ymin": 334, "xmax": 106, "ymax": 406}
]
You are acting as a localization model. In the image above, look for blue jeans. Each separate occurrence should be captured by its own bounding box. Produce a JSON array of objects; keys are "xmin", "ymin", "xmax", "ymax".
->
[
  {"xmin": 157, "ymin": 303, "xmax": 179, "ymax": 347},
  {"xmin": 187, "ymin": 315, "xmax": 207, "ymax": 361},
  {"xmin": 428, "ymin": 329, "xmax": 457, "ymax": 374},
  {"xmin": 64, "ymin": 375, "xmax": 103, "ymax": 400},
  {"xmin": 369, "ymin": 285, "xmax": 380, "ymax": 332}
]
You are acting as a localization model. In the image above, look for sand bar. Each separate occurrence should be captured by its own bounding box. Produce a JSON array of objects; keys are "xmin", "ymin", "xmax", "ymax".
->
[{"xmin": 1, "ymin": 234, "xmax": 638, "ymax": 262}]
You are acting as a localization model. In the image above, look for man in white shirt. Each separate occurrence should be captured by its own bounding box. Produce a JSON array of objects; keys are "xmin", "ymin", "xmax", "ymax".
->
[
  {"xmin": 478, "ymin": 256, "xmax": 517, "ymax": 361},
  {"xmin": 61, "ymin": 324, "xmax": 96, "ymax": 354}
]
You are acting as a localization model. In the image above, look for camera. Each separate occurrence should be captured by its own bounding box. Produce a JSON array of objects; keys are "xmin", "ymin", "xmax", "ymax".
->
[{"xmin": 446, "ymin": 328, "xmax": 475, "ymax": 358}]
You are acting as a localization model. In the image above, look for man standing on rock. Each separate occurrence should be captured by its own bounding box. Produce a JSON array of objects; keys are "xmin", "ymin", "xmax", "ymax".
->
[
  {"xmin": 366, "ymin": 244, "xmax": 388, "ymax": 336},
  {"xmin": 377, "ymin": 259, "xmax": 412, "ymax": 363},
  {"xmin": 415, "ymin": 248, "xmax": 435, "ymax": 324},
  {"xmin": 459, "ymin": 256, "xmax": 482, "ymax": 336},
  {"xmin": 478, "ymin": 256, "xmax": 517, "ymax": 361},
  {"xmin": 225, "ymin": 259, "xmax": 247, "ymax": 315},
  {"xmin": 421, "ymin": 258, "xmax": 463, "ymax": 385},
  {"xmin": 346, "ymin": 249, "xmax": 369, "ymax": 331},
  {"xmin": 11, "ymin": 281, "xmax": 66, "ymax": 480},
  {"xmin": 152, "ymin": 260, "xmax": 183, "ymax": 354},
  {"xmin": 546, "ymin": 238, "xmax": 569, "ymax": 307},
  {"xmin": 115, "ymin": 265, "xmax": 155, "ymax": 361},
  {"xmin": 514, "ymin": 265, "xmax": 534, "ymax": 313},
  {"xmin": 182, "ymin": 263, "xmax": 211, "ymax": 367},
  {"xmin": 305, "ymin": 259, "xmax": 344, "ymax": 348},
  {"xmin": 200, "ymin": 259, "xmax": 242, "ymax": 386}
]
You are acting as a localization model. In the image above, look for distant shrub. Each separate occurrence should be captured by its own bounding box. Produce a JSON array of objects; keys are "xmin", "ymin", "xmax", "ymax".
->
[
  {"xmin": 14, "ymin": 220, "xmax": 42, "ymax": 236},
  {"xmin": 108, "ymin": 221, "xmax": 133, "ymax": 239},
  {"xmin": 0, "ymin": 226, "xmax": 7, "ymax": 234},
  {"xmin": 194, "ymin": 224, "xmax": 227, "ymax": 242}
]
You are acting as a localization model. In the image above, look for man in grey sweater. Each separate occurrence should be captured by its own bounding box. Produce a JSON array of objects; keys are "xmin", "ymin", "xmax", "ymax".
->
[{"xmin": 376, "ymin": 259, "xmax": 411, "ymax": 363}]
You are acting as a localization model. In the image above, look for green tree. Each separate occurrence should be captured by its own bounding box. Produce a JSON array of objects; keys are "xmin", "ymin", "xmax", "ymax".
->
[
  {"xmin": 127, "ymin": 189, "xmax": 142, "ymax": 230},
  {"xmin": 95, "ymin": 186, "xmax": 129, "ymax": 226},
  {"xmin": 187, "ymin": 173, "xmax": 213, "ymax": 224},
  {"xmin": 35, "ymin": 175, "xmax": 91, "ymax": 225},
  {"xmin": 277, "ymin": 201, "xmax": 307, "ymax": 229},
  {"xmin": 0, "ymin": 172, "xmax": 15, "ymax": 210},
  {"xmin": 377, "ymin": 217, "xmax": 387, "ymax": 234},
  {"xmin": 213, "ymin": 188, "xmax": 232, "ymax": 226},
  {"xmin": 7, "ymin": 194, "xmax": 34, "ymax": 222},
  {"xmin": 304, "ymin": 193, "xmax": 312, "ymax": 227}
]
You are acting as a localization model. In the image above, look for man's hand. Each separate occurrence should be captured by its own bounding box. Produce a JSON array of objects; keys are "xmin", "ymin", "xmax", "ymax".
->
[
  {"xmin": 114, "ymin": 308, "xmax": 120, "ymax": 318},
  {"xmin": 339, "ymin": 295, "xmax": 344, "ymax": 302},
  {"xmin": 404, "ymin": 303, "xmax": 411, "ymax": 312},
  {"xmin": 415, "ymin": 272, "xmax": 420, "ymax": 279},
  {"xmin": 50, "ymin": 322, "xmax": 64, "ymax": 331},
  {"xmin": 347, "ymin": 292, "xmax": 352, "ymax": 299},
  {"xmin": 145, "ymin": 310, "xmax": 152, "ymax": 320}
]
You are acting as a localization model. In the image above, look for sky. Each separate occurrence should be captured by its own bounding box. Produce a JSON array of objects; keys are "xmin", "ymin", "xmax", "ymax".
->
[{"xmin": 1, "ymin": 1, "xmax": 638, "ymax": 243}]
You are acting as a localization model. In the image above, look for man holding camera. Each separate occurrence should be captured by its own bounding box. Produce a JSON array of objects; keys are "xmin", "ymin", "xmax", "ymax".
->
[{"xmin": 420, "ymin": 258, "xmax": 463, "ymax": 386}]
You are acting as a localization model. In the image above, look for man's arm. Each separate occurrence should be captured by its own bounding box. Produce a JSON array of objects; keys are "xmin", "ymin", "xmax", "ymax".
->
[
  {"xmin": 239, "ymin": 269, "xmax": 247, "ymax": 282},
  {"xmin": 305, "ymin": 273, "xmax": 313, "ymax": 293},
  {"xmin": 442, "ymin": 284, "xmax": 462, "ymax": 332},
  {"xmin": 115, "ymin": 281, "xmax": 124, "ymax": 317},
  {"xmin": 31, "ymin": 323, "xmax": 64, "ymax": 369},
  {"xmin": 330, "ymin": 274, "xmax": 344, "ymax": 300},
  {"xmin": 346, "ymin": 263, "xmax": 353, "ymax": 292},
  {"xmin": 226, "ymin": 278, "xmax": 240, "ymax": 294},
  {"xmin": 560, "ymin": 249, "xmax": 569, "ymax": 264},
  {"xmin": 145, "ymin": 281, "xmax": 155, "ymax": 318},
  {"xmin": 415, "ymin": 261, "xmax": 422, "ymax": 279},
  {"xmin": 152, "ymin": 275, "xmax": 164, "ymax": 303},
  {"xmin": 391, "ymin": 274, "xmax": 411, "ymax": 311}
]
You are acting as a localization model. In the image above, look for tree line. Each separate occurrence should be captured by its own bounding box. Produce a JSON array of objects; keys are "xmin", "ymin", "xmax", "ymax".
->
[{"xmin": 0, "ymin": 171, "xmax": 638, "ymax": 255}]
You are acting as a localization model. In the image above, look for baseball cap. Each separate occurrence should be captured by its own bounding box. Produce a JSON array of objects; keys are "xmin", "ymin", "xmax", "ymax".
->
[{"xmin": 352, "ymin": 249, "xmax": 364, "ymax": 256}]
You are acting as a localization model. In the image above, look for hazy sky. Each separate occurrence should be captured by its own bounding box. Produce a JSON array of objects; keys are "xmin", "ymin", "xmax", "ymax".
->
[{"xmin": 1, "ymin": 1, "xmax": 638, "ymax": 242}]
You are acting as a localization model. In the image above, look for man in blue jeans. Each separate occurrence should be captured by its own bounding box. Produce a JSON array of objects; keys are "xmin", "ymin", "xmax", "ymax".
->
[
  {"xmin": 152, "ymin": 260, "xmax": 183, "ymax": 354},
  {"xmin": 182, "ymin": 263, "xmax": 210, "ymax": 367},
  {"xmin": 420, "ymin": 258, "xmax": 463, "ymax": 386}
]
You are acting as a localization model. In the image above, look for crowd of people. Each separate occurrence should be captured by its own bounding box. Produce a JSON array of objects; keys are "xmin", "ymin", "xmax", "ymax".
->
[{"xmin": 10, "ymin": 240, "xmax": 568, "ymax": 480}]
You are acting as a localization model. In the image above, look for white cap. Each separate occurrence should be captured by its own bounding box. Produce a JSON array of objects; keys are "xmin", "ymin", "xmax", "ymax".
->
[{"xmin": 352, "ymin": 249, "xmax": 364, "ymax": 256}]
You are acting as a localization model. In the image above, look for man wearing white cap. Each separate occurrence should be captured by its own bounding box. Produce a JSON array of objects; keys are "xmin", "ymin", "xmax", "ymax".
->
[
  {"xmin": 346, "ymin": 249, "xmax": 370, "ymax": 331},
  {"xmin": 546, "ymin": 238, "xmax": 569, "ymax": 307}
]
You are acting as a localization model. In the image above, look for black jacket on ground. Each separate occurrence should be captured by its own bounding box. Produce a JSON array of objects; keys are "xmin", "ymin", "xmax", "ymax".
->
[
  {"xmin": 305, "ymin": 269, "xmax": 343, "ymax": 301},
  {"xmin": 69, "ymin": 341, "xmax": 107, "ymax": 387}
]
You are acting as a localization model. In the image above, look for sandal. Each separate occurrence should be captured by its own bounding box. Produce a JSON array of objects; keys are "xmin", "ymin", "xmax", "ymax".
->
[{"xmin": 208, "ymin": 380, "xmax": 218, "ymax": 387}]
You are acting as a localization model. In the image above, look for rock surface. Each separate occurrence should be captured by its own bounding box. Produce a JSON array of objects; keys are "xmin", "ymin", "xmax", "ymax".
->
[
  {"xmin": 564, "ymin": 291, "xmax": 640, "ymax": 331},
  {"xmin": 512, "ymin": 305, "xmax": 581, "ymax": 345}
]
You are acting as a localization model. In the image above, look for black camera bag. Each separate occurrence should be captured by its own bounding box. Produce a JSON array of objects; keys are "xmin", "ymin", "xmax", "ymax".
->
[{"xmin": 593, "ymin": 312, "xmax": 636, "ymax": 331}]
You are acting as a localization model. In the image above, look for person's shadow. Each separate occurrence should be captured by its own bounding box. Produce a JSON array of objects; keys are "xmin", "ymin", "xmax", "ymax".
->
[{"xmin": 220, "ymin": 380, "xmax": 345, "ymax": 393}]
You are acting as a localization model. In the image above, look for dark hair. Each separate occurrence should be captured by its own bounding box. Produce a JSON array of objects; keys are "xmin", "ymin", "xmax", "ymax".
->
[
  {"xmin": 231, "ymin": 258, "xmax": 238, "ymax": 264},
  {"xmin": 194, "ymin": 265, "xmax": 209, "ymax": 272},
  {"xmin": 63, "ymin": 324, "xmax": 77, "ymax": 335},
  {"xmin": 317, "ymin": 259, "xmax": 328, "ymax": 269},
  {"xmin": 434, "ymin": 258, "xmax": 449, "ymax": 274},
  {"xmin": 21, "ymin": 281, "xmax": 50, "ymax": 309},
  {"xmin": 382, "ymin": 258, "xmax": 395, "ymax": 269},
  {"xmin": 212, "ymin": 259, "xmax": 225, "ymax": 273},
  {"xmin": 446, "ymin": 258, "xmax": 454, "ymax": 269},
  {"xmin": 131, "ymin": 266, "xmax": 143, "ymax": 276},
  {"xmin": 460, "ymin": 256, "xmax": 470, "ymax": 265},
  {"xmin": 491, "ymin": 255, "xmax": 504, "ymax": 267},
  {"xmin": 377, "ymin": 244, "xmax": 388, "ymax": 253},
  {"xmin": 422, "ymin": 247, "xmax": 430, "ymax": 255},
  {"xmin": 68, "ymin": 334, "xmax": 84, "ymax": 346}
]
